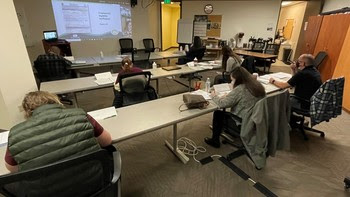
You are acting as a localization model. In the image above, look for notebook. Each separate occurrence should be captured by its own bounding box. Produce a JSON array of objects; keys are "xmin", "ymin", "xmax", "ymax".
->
[{"xmin": 162, "ymin": 66, "xmax": 181, "ymax": 71}]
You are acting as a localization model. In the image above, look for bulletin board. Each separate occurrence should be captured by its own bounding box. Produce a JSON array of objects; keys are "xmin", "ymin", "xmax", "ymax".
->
[{"xmin": 193, "ymin": 15, "xmax": 222, "ymax": 38}]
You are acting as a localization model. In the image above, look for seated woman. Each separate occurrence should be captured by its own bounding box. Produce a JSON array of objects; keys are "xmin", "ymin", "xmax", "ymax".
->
[
  {"xmin": 205, "ymin": 67, "xmax": 266, "ymax": 148},
  {"xmin": 5, "ymin": 91, "xmax": 112, "ymax": 172},
  {"xmin": 178, "ymin": 36, "xmax": 206, "ymax": 64},
  {"xmin": 214, "ymin": 46, "xmax": 242, "ymax": 84},
  {"xmin": 113, "ymin": 57, "xmax": 143, "ymax": 107}
]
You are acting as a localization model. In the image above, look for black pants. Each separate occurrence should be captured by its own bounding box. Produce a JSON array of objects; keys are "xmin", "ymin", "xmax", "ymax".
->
[
  {"xmin": 214, "ymin": 74, "xmax": 231, "ymax": 85},
  {"xmin": 113, "ymin": 90, "xmax": 123, "ymax": 108},
  {"xmin": 212, "ymin": 110, "xmax": 241, "ymax": 141}
]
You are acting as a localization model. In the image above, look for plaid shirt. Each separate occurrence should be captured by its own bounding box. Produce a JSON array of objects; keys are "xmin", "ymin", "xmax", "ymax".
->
[{"xmin": 310, "ymin": 77, "xmax": 345, "ymax": 126}]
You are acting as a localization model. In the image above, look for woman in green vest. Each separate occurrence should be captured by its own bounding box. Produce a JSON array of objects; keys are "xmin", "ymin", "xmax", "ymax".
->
[{"xmin": 5, "ymin": 91, "xmax": 112, "ymax": 172}]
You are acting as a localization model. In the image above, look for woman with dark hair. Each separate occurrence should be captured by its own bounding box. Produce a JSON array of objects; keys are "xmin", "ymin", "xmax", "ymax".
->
[
  {"xmin": 178, "ymin": 36, "xmax": 206, "ymax": 64},
  {"xmin": 205, "ymin": 67, "xmax": 266, "ymax": 148},
  {"xmin": 214, "ymin": 46, "xmax": 242, "ymax": 84}
]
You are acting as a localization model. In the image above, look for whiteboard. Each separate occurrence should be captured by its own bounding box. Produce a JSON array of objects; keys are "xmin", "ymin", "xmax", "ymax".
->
[{"xmin": 177, "ymin": 19, "xmax": 193, "ymax": 44}]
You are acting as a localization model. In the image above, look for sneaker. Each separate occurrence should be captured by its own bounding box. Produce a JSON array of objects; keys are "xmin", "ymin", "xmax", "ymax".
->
[{"xmin": 204, "ymin": 137, "xmax": 220, "ymax": 148}]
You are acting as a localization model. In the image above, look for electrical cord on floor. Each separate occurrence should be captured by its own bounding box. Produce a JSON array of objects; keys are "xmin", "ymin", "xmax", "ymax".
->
[{"xmin": 177, "ymin": 137, "xmax": 207, "ymax": 162}]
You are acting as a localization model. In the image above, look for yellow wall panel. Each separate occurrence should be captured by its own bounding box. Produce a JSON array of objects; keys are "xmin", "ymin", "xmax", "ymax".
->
[{"xmin": 333, "ymin": 26, "xmax": 350, "ymax": 111}]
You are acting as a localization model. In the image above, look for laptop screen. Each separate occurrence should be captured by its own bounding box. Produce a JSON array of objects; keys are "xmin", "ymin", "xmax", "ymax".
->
[{"xmin": 43, "ymin": 31, "xmax": 58, "ymax": 40}]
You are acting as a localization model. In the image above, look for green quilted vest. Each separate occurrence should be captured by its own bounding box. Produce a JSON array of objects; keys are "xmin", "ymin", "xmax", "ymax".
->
[{"xmin": 8, "ymin": 104, "xmax": 101, "ymax": 171}]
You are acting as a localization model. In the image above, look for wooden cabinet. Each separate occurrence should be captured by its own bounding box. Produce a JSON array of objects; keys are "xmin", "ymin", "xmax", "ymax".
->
[
  {"xmin": 302, "ymin": 16, "xmax": 323, "ymax": 54},
  {"xmin": 332, "ymin": 26, "xmax": 350, "ymax": 112},
  {"xmin": 313, "ymin": 14, "xmax": 350, "ymax": 81}
]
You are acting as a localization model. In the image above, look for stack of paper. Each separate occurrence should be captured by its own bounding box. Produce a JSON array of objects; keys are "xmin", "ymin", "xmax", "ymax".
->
[
  {"xmin": 87, "ymin": 107, "xmax": 117, "ymax": 120},
  {"xmin": 64, "ymin": 56, "xmax": 75, "ymax": 61},
  {"xmin": 191, "ymin": 89, "xmax": 211, "ymax": 100},
  {"xmin": 269, "ymin": 72, "xmax": 291, "ymax": 79},
  {"xmin": 94, "ymin": 72, "xmax": 117, "ymax": 85},
  {"xmin": 213, "ymin": 83, "xmax": 231, "ymax": 97}
]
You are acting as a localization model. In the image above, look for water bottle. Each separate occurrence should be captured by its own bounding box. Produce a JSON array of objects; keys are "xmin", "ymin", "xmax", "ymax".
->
[
  {"xmin": 152, "ymin": 62, "xmax": 157, "ymax": 69},
  {"xmin": 179, "ymin": 46, "xmax": 183, "ymax": 52},
  {"xmin": 193, "ymin": 57, "xmax": 198, "ymax": 66},
  {"xmin": 205, "ymin": 78, "xmax": 211, "ymax": 92},
  {"xmin": 100, "ymin": 51, "xmax": 104, "ymax": 59}
]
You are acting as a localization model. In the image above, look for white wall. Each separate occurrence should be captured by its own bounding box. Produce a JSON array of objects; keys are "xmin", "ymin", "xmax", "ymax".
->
[
  {"xmin": 278, "ymin": 2, "xmax": 307, "ymax": 60},
  {"xmin": 182, "ymin": 0, "xmax": 281, "ymax": 44},
  {"xmin": 13, "ymin": 0, "xmax": 161, "ymax": 62},
  {"xmin": 0, "ymin": 0, "xmax": 38, "ymax": 129},
  {"xmin": 322, "ymin": 0, "xmax": 350, "ymax": 12}
]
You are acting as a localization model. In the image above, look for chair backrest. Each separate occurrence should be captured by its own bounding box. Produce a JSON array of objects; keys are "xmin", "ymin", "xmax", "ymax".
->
[
  {"xmin": 132, "ymin": 49, "xmax": 151, "ymax": 69},
  {"xmin": 251, "ymin": 41, "xmax": 265, "ymax": 52},
  {"xmin": 241, "ymin": 56, "xmax": 256, "ymax": 73},
  {"xmin": 314, "ymin": 51, "xmax": 328, "ymax": 69},
  {"xmin": 143, "ymin": 38, "xmax": 155, "ymax": 52},
  {"xmin": 310, "ymin": 77, "xmax": 344, "ymax": 126},
  {"xmin": 34, "ymin": 57, "xmax": 72, "ymax": 82},
  {"xmin": 0, "ymin": 148, "xmax": 121, "ymax": 197},
  {"xmin": 264, "ymin": 44, "xmax": 280, "ymax": 55},
  {"xmin": 119, "ymin": 71, "xmax": 157, "ymax": 107},
  {"xmin": 119, "ymin": 38, "xmax": 134, "ymax": 54}
]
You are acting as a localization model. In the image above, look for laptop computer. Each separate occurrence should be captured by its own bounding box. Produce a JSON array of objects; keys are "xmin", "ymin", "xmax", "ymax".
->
[
  {"xmin": 43, "ymin": 30, "xmax": 58, "ymax": 42},
  {"xmin": 162, "ymin": 66, "xmax": 181, "ymax": 71}
]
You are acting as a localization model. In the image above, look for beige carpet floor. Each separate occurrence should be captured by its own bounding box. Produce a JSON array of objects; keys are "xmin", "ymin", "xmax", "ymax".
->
[{"xmin": 73, "ymin": 59, "xmax": 350, "ymax": 197}]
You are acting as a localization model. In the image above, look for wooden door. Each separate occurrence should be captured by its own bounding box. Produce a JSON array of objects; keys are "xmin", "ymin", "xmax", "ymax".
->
[
  {"xmin": 332, "ymin": 26, "xmax": 350, "ymax": 112},
  {"xmin": 314, "ymin": 14, "xmax": 350, "ymax": 81},
  {"xmin": 301, "ymin": 16, "xmax": 323, "ymax": 54}
]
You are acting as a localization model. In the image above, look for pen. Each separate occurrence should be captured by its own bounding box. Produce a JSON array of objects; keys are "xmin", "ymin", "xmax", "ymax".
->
[{"xmin": 103, "ymin": 114, "xmax": 117, "ymax": 120}]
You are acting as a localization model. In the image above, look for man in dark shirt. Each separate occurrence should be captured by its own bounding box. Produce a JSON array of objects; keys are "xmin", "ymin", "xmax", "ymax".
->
[{"xmin": 269, "ymin": 54, "xmax": 322, "ymax": 109}]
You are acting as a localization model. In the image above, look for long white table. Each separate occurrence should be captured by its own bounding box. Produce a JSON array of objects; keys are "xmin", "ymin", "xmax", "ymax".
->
[
  {"xmin": 98, "ymin": 93, "xmax": 218, "ymax": 164},
  {"xmin": 68, "ymin": 51, "xmax": 186, "ymax": 76},
  {"xmin": 40, "ymin": 63, "xmax": 222, "ymax": 106}
]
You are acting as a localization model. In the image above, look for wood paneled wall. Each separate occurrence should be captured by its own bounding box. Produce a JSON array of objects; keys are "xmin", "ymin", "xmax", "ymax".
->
[{"xmin": 332, "ymin": 26, "xmax": 350, "ymax": 112}]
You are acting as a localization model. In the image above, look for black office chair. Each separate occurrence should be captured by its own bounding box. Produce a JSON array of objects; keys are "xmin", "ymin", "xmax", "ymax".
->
[
  {"xmin": 143, "ymin": 38, "xmax": 160, "ymax": 52},
  {"xmin": 114, "ymin": 71, "xmax": 157, "ymax": 108},
  {"xmin": 241, "ymin": 56, "xmax": 256, "ymax": 74},
  {"xmin": 290, "ymin": 77, "xmax": 344, "ymax": 140},
  {"xmin": 0, "ymin": 147, "xmax": 121, "ymax": 197},
  {"xmin": 221, "ymin": 90, "xmax": 290, "ymax": 169},
  {"xmin": 132, "ymin": 49, "xmax": 151, "ymax": 69},
  {"xmin": 34, "ymin": 57, "xmax": 75, "ymax": 105},
  {"xmin": 119, "ymin": 38, "xmax": 137, "ymax": 54},
  {"xmin": 255, "ymin": 43, "xmax": 280, "ymax": 73},
  {"xmin": 314, "ymin": 51, "xmax": 328, "ymax": 70},
  {"xmin": 251, "ymin": 41, "xmax": 265, "ymax": 53}
]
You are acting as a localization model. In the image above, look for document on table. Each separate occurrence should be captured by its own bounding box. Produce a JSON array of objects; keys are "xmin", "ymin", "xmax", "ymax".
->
[
  {"xmin": 94, "ymin": 72, "xmax": 117, "ymax": 85},
  {"xmin": 64, "ymin": 56, "xmax": 75, "ymax": 61},
  {"xmin": 269, "ymin": 72, "xmax": 291, "ymax": 79},
  {"xmin": 0, "ymin": 131, "xmax": 9, "ymax": 147},
  {"xmin": 191, "ymin": 89, "xmax": 211, "ymax": 100},
  {"xmin": 87, "ymin": 107, "xmax": 117, "ymax": 120},
  {"xmin": 213, "ymin": 83, "xmax": 231, "ymax": 97}
]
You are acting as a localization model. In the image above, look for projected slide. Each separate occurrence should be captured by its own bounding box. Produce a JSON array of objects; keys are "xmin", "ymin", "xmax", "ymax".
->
[{"xmin": 52, "ymin": 0, "xmax": 132, "ymax": 41}]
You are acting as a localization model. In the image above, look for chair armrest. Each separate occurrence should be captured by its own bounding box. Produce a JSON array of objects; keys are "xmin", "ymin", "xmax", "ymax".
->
[{"xmin": 111, "ymin": 150, "xmax": 122, "ymax": 184}]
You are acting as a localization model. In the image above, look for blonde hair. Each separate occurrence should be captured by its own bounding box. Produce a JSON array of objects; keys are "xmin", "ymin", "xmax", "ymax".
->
[
  {"xmin": 121, "ymin": 57, "xmax": 133, "ymax": 71},
  {"xmin": 22, "ymin": 91, "xmax": 62, "ymax": 118}
]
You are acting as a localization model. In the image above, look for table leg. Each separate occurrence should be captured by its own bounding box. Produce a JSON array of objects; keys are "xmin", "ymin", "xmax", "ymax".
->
[
  {"xmin": 73, "ymin": 92, "xmax": 79, "ymax": 107},
  {"xmin": 165, "ymin": 124, "xmax": 189, "ymax": 164},
  {"xmin": 156, "ymin": 79, "xmax": 159, "ymax": 94},
  {"xmin": 188, "ymin": 76, "xmax": 192, "ymax": 92},
  {"xmin": 167, "ymin": 59, "xmax": 171, "ymax": 66}
]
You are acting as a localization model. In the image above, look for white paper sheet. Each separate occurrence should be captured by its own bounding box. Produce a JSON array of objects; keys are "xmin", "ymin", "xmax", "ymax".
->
[
  {"xmin": 213, "ymin": 83, "xmax": 231, "ymax": 93},
  {"xmin": 0, "ymin": 131, "xmax": 9, "ymax": 147},
  {"xmin": 64, "ymin": 56, "xmax": 75, "ymax": 61},
  {"xmin": 94, "ymin": 72, "xmax": 116, "ymax": 85},
  {"xmin": 191, "ymin": 89, "xmax": 211, "ymax": 100},
  {"xmin": 87, "ymin": 107, "xmax": 117, "ymax": 121}
]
